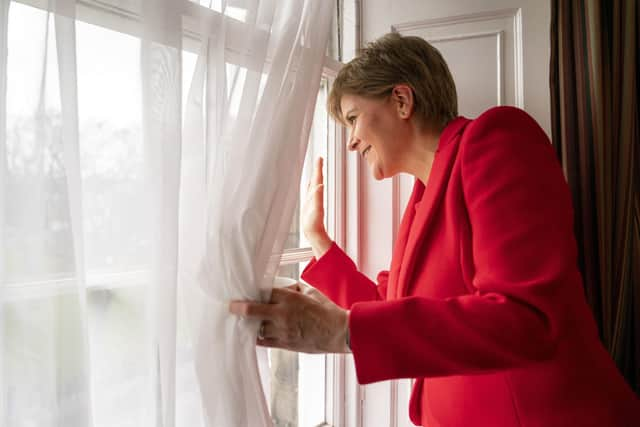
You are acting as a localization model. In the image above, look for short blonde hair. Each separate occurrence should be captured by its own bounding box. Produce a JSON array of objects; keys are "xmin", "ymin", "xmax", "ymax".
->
[{"xmin": 328, "ymin": 32, "xmax": 458, "ymax": 128}]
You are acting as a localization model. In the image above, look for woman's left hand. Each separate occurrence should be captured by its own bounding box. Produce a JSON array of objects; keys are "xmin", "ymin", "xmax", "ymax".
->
[{"xmin": 229, "ymin": 286, "xmax": 350, "ymax": 354}]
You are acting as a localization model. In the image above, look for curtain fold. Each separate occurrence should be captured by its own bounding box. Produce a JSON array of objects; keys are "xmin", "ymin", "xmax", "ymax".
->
[
  {"xmin": 55, "ymin": 0, "xmax": 93, "ymax": 424},
  {"xmin": 140, "ymin": 1, "xmax": 184, "ymax": 424},
  {"xmin": 1, "ymin": 0, "xmax": 333, "ymax": 425},
  {"xmin": 181, "ymin": 1, "xmax": 334, "ymax": 424},
  {"xmin": 550, "ymin": 0, "xmax": 639, "ymax": 393}
]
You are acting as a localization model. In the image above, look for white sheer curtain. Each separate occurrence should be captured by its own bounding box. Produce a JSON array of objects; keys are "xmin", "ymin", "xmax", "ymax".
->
[{"xmin": 0, "ymin": 0, "xmax": 333, "ymax": 425}]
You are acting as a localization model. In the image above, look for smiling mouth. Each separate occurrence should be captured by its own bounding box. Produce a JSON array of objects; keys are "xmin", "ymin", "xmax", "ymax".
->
[{"xmin": 362, "ymin": 146, "xmax": 372, "ymax": 158}]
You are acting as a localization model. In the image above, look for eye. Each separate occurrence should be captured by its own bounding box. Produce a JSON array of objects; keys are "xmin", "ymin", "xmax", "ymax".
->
[{"xmin": 346, "ymin": 115, "xmax": 356, "ymax": 125}]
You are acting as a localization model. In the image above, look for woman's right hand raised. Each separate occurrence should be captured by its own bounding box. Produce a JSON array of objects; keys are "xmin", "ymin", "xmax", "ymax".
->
[{"xmin": 302, "ymin": 157, "xmax": 332, "ymax": 258}]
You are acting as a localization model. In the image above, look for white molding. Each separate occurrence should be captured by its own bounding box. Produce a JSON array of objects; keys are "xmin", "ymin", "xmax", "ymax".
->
[
  {"xmin": 356, "ymin": 0, "xmax": 363, "ymax": 55},
  {"xmin": 328, "ymin": 75, "xmax": 346, "ymax": 253},
  {"xmin": 326, "ymin": 353, "xmax": 347, "ymax": 427},
  {"xmin": 325, "ymin": 69, "xmax": 347, "ymax": 427},
  {"xmin": 310, "ymin": 62, "xmax": 349, "ymax": 427},
  {"xmin": 425, "ymin": 29, "xmax": 505, "ymax": 107},
  {"xmin": 497, "ymin": 30, "xmax": 503, "ymax": 106},
  {"xmin": 423, "ymin": 28, "xmax": 501, "ymax": 43},
  {"xmin": 345, "ymin": 132, "xmax": 361, "ymax": 267},
  {"xmin": 390, "ymin": 380, "xmax": 398, "ymax": 427},
  {"xmin": 344, "ymin": 110, "xmax": 363, "ymax": 427},
  {"xmin": 354, "ymin": 6, "xmax": 363, "ymax": 423},
  {"xmin": 390, "ymin": 178, "xmax": 401, "ymax": 427},
  {"xmin": 391, "ymin": 7, "xmax": 520, "ymax": 32},
  {"xmin": 340, "ymin": 132, "xmax": 363, "ymax": 427},
  {"xmin": 391, "ymin": 175, "xmax": 401, "ymax": 247},
  {"xmin": 357, "ymin": 383, "xmax": 365, "ymax": 427},
  {"xmin": 513, "ymin": 8, "xmax": 524, "ymax": 108},
  {"xmin": 391, "ymin": 8, "xmax": 523, "ymax": 110}
]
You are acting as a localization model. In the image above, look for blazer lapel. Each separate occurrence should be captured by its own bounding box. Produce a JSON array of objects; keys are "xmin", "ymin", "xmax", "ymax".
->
[
  {"xmin": 387, "ymin": 181, "xmax": 424, "ymax": 300},
  {"xmin": 395, "ymin": 118, "xmax": 470, "ymax": 298}
]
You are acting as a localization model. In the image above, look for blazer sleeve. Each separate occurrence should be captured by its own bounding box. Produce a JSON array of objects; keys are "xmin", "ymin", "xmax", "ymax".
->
[
  {"xmin": 300, "ymin": 242, "xmax": 388, "ymax": 309},
  {"xmin": 349, "ymin": 107, "xmax": 577, "ymax": 383}
]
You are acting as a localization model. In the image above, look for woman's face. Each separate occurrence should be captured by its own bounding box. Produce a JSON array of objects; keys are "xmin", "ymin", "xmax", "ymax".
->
[{"xmin": 340, "ymin": 92, "xmax": 409, "ymax": 180}]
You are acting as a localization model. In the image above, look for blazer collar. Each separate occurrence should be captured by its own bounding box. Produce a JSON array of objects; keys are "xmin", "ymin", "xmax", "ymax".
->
[{"xmin": 392, "ymin": 117, "xmax": 470, "ymax": 299}]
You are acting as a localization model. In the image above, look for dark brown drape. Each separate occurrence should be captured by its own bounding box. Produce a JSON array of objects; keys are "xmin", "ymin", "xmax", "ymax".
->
[{"xmin": 550, "ymin": 0, "xmax": 639, "ymax": 393}]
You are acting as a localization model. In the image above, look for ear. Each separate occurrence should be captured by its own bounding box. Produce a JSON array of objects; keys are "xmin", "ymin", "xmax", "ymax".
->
[{"xmin": 391, "ymin": 84, "xmax": 414, "ymax": 119}]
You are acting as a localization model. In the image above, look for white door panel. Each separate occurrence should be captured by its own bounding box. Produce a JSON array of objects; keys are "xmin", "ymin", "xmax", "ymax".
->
[
  {"xmin": 358, "ymin": 1, "xmax": 550, "ymax": 426},
  {"xmin": 393, "ymin": 9, "xmax": 524, "ymax": 118}
]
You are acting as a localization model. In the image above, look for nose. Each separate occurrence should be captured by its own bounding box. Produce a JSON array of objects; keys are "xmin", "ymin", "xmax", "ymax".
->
[{"xmin": 348, "ymin": 134, "xmax": 360, "ymax": 152}]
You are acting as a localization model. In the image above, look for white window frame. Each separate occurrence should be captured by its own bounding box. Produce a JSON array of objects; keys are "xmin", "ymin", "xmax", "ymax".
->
[
  {"xmin": 278, "ymin": 57, "xmax": 348, "ymax": 427},
  {"xmin": 6, "ymin": 1, "xmax": 352, "ymax": 426}
]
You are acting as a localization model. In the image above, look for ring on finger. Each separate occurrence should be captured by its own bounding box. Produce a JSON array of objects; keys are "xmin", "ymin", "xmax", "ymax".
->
[{"xmin": 258, "ymin": 321, "xmax": 266, "ymax": 340}]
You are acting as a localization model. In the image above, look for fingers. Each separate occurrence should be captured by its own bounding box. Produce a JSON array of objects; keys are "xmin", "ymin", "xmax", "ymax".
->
[
  {"xmin": 303, "ymin": 179, "xmax": 323, "ymax": 211},
  {"xmin": 257, "ymin": 318, "xmax": 289, "ymax": 342},
  {"xmin": 313, "ymin": 158, "xmax": 324, "ymax": 209},
  {"xmin": 307, "ymin": 157, "xmax": 324, "ymax": 191},
  {"xmin": 306, "ymin": 184, "xmax": 324, "ymax": 203},
  {"xmin": 285, "ymin": 283, "xmax": 302, "ymax": 292},
  {"xmin": 268, "ymin": 286, "xmax": 301, "ymax": 303},
  {"xmin": 313, "ymin": 157, "xmax": 324, "ymax": 186},
  {"xmin": 288, "ymin": 281, "xmax": 313, "ymax": 294},
  {"xmin": 257, "ymin": 337, "xmax": 279, "ymax": 348},
  {"xmin": 228, "ymin": 288, "xmax": 299, "ymax": 320},
  {"xmin": 289, "ymin": 281, "xmax": 317, "ymax": 297},
  {"xmin": 230, "ymin": 289, "xmax": 326, "ymax": 351},
  {"xmin": 228, "ymin": 300, "xmax": 275, "ymax": 319}
]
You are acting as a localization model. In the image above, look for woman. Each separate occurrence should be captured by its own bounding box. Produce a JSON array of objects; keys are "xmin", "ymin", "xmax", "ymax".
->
[{"xmin": 230, "ymin": 33, "xmax": 639, "ymax": 426}]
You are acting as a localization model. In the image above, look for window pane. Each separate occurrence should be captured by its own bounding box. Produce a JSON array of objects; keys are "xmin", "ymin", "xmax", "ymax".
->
[
  {"xmin": 4, "ymin": 7, "xmax": 203, "ymax": 425},
  {"xmin": 76, "ymin": 18, "xmax": 149, "ymax": 427},
  {"xmin": 268, "ymin": 263, "xmax": 326, "ymax": 427},
  {"xmin": 76, "ymin": 19, "xmax": 147, "ymax": 277},
  {"xmin": 283, "ymin": 78, "xmax": 330, "ymax": 250}
]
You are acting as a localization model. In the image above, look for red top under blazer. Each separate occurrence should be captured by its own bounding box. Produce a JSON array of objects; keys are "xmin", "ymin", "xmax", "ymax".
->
[{"xmin": 301, "ymin": 107, "xmax": 639, "ymax": 427}]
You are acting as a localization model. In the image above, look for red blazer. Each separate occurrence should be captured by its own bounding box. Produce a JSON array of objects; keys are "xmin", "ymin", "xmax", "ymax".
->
[{"xmin": 302, "ymin": 107, "xmax": 639, "ymax": 426}]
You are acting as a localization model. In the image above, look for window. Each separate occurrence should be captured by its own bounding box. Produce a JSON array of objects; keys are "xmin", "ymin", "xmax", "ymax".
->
[
  {"xmin": 271, "ymin": 68, "xmax": 346, "ymax": 427},
  {"xmin": 3, "ymin": 1, "xmax": 345, "ymax": 426}
]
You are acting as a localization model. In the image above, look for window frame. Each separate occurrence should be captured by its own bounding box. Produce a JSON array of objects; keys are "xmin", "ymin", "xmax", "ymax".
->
[
  {"xmin": 278, "ymin": 57, "xmax": 348, "ymax": 427},
  {"xmin": 279, "ymin": 57, "xmax": 345, "ymax": 266}
]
